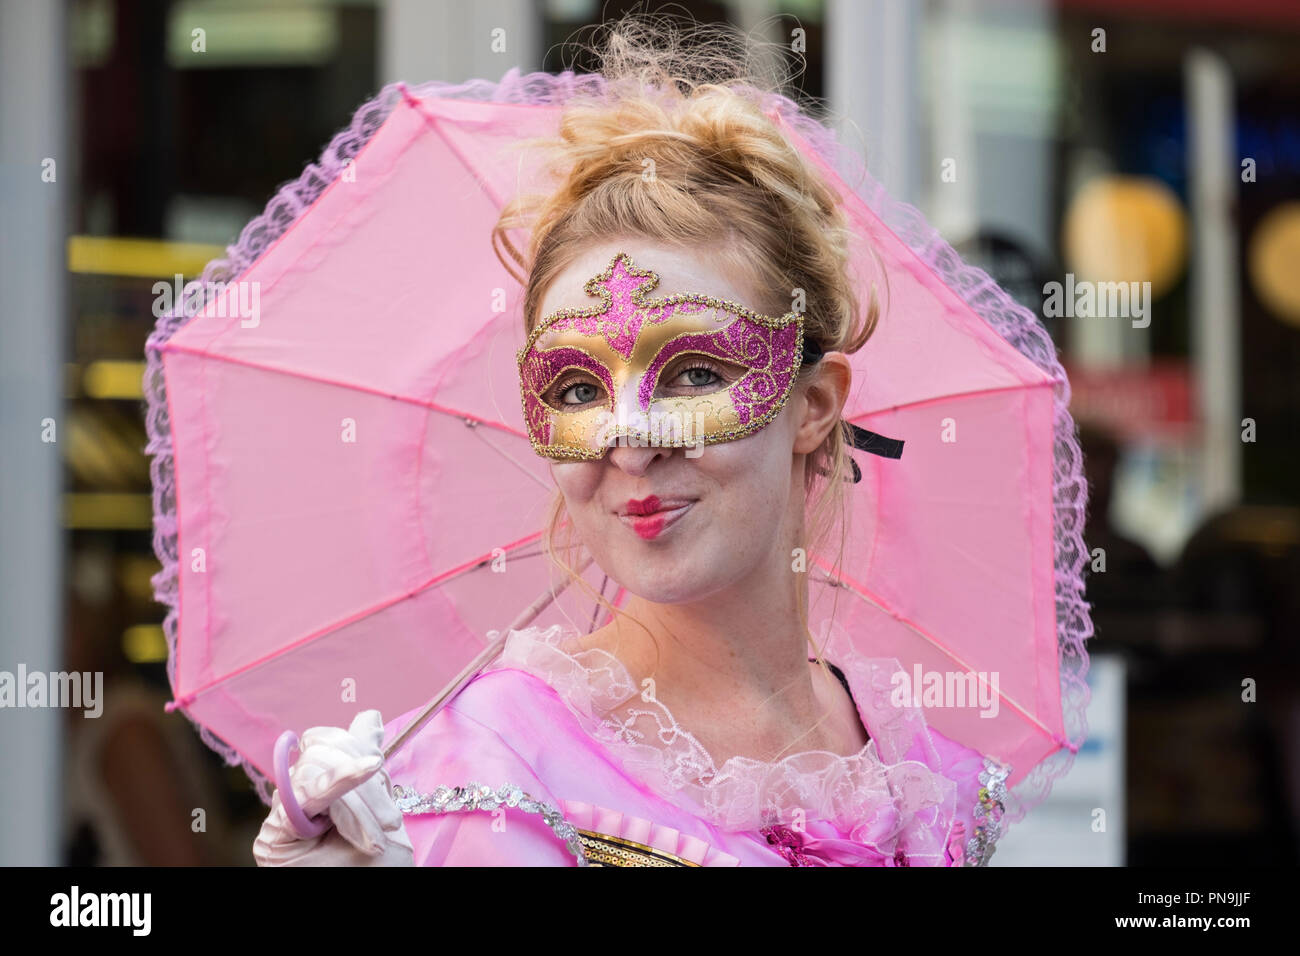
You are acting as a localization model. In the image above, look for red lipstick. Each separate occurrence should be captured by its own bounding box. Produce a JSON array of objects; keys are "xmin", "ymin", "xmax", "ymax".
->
[{"xmin": 619, "ymin": 496, "xmax": 694, "ymax": 540}]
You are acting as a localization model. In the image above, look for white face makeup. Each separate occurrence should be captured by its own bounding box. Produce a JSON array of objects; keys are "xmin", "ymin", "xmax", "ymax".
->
[{"xmin": 535, "ymin": 241, "xmax": 810, "ymax": 609}]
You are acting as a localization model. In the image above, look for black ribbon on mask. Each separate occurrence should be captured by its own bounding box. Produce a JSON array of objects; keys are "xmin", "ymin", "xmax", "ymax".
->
[{"xmin": 801, "ymin": 336, "xmax": 903, "ymax": 483}]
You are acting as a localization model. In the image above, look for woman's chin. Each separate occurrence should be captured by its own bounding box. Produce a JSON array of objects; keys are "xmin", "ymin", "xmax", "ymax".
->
[{"xmin": 612, "ymin": 561, "xmax": 727, "ymax": 607}]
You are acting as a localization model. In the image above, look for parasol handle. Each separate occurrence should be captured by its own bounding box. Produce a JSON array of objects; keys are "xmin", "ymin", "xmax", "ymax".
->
[
  {"xmin": 273, "ymin": 553, "xmax": 596, "ymax": 841},
  {"xmin": 272, "ymin": 730, "xmax": 331, "ymax": 839}
]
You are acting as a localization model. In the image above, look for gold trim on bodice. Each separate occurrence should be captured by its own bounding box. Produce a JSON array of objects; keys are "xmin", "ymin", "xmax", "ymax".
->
[{"xmin": 575, "ymin": 828, "xmax": 701, "ymax": 867}]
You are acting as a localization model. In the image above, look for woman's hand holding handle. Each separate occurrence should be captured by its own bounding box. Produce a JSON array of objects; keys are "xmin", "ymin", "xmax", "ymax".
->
[{"xmin": 253, "ymin": 709, "xmax": 414, "ymax": 866}]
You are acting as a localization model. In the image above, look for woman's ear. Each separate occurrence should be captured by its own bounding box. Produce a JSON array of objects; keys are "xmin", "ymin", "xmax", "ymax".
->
[{"xmin": 792, "ymin": 353, "xmax": 852, "ymax": 455}]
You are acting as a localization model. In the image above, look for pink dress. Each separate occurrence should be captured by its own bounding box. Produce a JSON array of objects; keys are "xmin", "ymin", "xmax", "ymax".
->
[{"xmin": 380, "ymin": 624, "xmax": 1010, "ymax": 867}]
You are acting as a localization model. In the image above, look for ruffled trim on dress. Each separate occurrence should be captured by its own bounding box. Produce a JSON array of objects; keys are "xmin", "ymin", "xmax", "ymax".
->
[{"xmin": 489, "ymin": 623, "xmax": 962, "ymax": 864}]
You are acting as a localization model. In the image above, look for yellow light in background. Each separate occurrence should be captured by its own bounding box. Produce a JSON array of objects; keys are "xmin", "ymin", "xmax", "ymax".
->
[
  {"xmin": 1219, "ymin": 506, "xmax": 1300, "ymax": 559},
  {"xmin": 64, "ymin": 408, "xmax": 151, "ymax": 489},
  {"xmin": 1248, "ymin": 202, "xmax": 1300, "ymax": 328},
  {"xmin": 64, "ymin": 493, "xmax": 153, "ymax": 530},
  {"xmin": 67, "ymin": 235, "xmax": 223, "ymax": 278},
  {"xmin": 123, "ymin": 625, "xmax": 169, "ymax": 664},
  {"xmin": 117, "ymin": 554, "xmax": 164, "ymax": 605},
  {"xmin": 1063, "ymin": 175, "xmax": 1188, "ymax": 297},
  {"xmin": 83, "ymin": 361, "xmax": 147, "ymax": 400}
]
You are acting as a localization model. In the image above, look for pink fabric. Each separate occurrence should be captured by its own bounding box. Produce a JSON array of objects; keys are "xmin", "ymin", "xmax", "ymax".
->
[
  {"xmin": 144, "ymin": 66, "xmax": 1090, "ymax": 840},
  {"xmin": 380, "ymin": 625, "xmax": 991, "ymax": 866}
]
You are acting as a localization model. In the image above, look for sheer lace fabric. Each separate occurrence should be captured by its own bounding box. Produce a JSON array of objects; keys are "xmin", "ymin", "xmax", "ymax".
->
[{"xmin": 491, "ymin": 623, "xmax": 962, "ymax": 862}]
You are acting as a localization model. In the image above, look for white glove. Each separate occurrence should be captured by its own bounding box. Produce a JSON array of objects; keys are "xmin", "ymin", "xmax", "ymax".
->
[{"xmin": 253, "ymin": 709, "xmax": 415, "ymax": 866}]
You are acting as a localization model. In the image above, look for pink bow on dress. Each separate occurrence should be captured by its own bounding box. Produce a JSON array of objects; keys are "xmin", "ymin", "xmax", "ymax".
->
[
  {"xmin": 761, "ymin": 820, "xmax": 968, "ymax": 867},
  {"xmin": 760, "ymin": 824, "xmax": 900, "ymax": 866}
]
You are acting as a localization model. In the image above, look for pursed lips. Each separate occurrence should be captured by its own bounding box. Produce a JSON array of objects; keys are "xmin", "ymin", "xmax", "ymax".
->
[{"xmin": 618, "ymin": 495, "xmax": 695, "ymax": 539}]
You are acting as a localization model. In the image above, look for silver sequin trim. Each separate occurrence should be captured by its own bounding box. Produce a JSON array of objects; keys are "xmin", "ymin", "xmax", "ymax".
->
[
  {"xmin": 391, "ymin": 781, "xmax": 589, "ymax": 866},
  {"xmin": 963, "ymin": 757, "xmax": 1010, "ymax": 867}
]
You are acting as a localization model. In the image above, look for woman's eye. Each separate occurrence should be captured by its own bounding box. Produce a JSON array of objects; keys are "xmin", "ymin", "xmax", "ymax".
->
[
  {"xmin": 677, "ymin": 366, "xmax": 718, "ymax": 387},
  {"xmin": 664, "ymin": 361, "xmax": 732, "ymax": 391},
  {"xmin": 547, "ymin": 377, "xmax": 603, "ymax": 407},
  {"xmin": 562, "ymin": 381, "xmax": 601, "ymax": 405}
]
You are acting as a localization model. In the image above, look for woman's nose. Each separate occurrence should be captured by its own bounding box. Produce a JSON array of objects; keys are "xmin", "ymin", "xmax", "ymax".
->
[
  {"xmin": 605, "ymin": 441, "xmax": 672, "ymax": 476},
  {"xmin": 602, "ymin": 375, "xmax": 673, "ymax": 474}
]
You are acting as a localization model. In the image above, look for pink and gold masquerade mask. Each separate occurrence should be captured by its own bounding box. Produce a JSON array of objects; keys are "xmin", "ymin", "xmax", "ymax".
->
[
  {"xmin": 516, "ymin": 251, "xmax": 904, "ymax": 476},
  {"xmin": 517, "ymin": 250, "xmax": 805, "ymax": 460}
]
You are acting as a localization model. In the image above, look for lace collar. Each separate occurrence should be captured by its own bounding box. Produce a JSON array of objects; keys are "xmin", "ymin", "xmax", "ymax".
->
[{"xmin": 488, "ymin": 623, "xmax": 960, "ymax": 848}]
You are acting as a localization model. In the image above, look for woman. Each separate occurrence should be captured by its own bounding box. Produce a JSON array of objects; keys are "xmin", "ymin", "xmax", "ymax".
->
[{"xmin": 254, "ymin": 16, "xmax": 1006, "ymax": 868}]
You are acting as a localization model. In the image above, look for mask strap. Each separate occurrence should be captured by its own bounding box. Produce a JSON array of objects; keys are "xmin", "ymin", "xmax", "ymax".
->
[
  {"xmin": 847, "ymin": 423, "xmax": 903, "ymax": 459},
  {"xmin": 802, "ymin": 338, "xmax": 904, "ymax": 481}
]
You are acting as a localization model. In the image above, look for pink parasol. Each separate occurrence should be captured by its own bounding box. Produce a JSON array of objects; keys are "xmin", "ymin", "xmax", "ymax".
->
[{"xmin": 144, "ymin": 68, "xmax": 1092, "ymax": 840}]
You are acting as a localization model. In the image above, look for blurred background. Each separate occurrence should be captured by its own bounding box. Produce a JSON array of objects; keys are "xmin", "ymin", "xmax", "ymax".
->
[{"xmin": 1, "ymin": 0, "xmax": 1297, "ymax": 866}]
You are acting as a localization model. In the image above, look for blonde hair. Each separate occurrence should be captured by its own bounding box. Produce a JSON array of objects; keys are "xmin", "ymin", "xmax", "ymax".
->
[{"xmin": 493, "ymin": 12, "xmax": 879, "ymax": 761}]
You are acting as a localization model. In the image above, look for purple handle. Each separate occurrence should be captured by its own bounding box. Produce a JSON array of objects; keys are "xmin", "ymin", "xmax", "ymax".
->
[{"xmin": 273, "ymin": 730, "xmax": 331, "ymax": 840}]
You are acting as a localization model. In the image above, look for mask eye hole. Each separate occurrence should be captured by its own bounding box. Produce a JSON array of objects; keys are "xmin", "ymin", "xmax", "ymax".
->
[
  {"xmin": 542, "ymin": 370, "xmax": 607, "ymax": 411},
  {"xmin": 655, "ymin": 354, "xmax": 743, "ymax": 398}
]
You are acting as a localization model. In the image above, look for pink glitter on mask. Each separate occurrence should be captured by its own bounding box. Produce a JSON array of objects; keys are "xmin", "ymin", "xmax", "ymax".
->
[{"xmin": 516, "ymin": 251, "xmax": 806, "ymax": 460}]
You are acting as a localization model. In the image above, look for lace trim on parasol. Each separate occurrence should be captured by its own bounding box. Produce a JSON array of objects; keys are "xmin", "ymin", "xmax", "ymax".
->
[
  {"xmin": 390, "ymin": 781, "xmax": 589, "ymax": 866},
  {"xmin": 142, "ymin": 70, "xmax": 610, "ymax": 805},
  {"xmin": 755, "ymin": 87, "xmax": 1093, "ymax": 832},
  {"xmin": 491, "ymin": 623, "xmax": 961, "ymax": 865}
]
